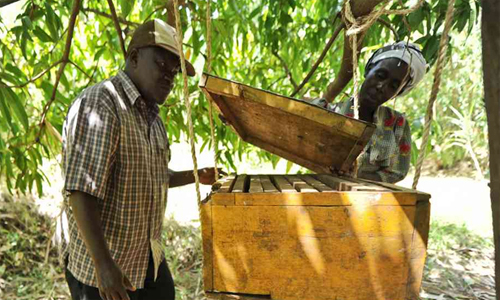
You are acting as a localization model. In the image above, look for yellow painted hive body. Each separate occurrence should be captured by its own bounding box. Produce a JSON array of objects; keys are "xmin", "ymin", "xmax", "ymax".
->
[{"xmin": 201, "ymin": 174, "xmax": 431, "ymax": 300}]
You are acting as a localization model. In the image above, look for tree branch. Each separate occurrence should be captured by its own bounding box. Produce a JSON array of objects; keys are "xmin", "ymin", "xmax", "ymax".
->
[
  {"xmin": 85, "ymin": 61, "xmax": 100, "ymax": 89},
  {"xmin": 106, "ymin": 0, "xmax": 127, "ymax": 58},
  {"xmin": 145, "ymin": 5, "xmax": 168, "ymax": 21},
  {"xmin": 0, "ymin": 60, "xmax": 63, "ymax": 88},
  {"xmin": 68, "ymin": 60, "xmax": 92, "ymax": 79},
  {"xmin": 322, "ymin": 0, "xmax": 386, "ymax": 102},
  {"xmin": 377, "ymin": 18, "xmax": 399, "ymax": 41},
  {"xmin": 272, "ymin": 50, "xmax": 298, "ymax": 90},
  {"xmin": 37, "ymin": 0, "xmax": 81, "ymax": 141},
  {"xmin": 290, "ymin": 22, "xmax": 344, "ymax": 98},
  {"xmin": 84, "ymin": 8, "xmax": 139, "ymax": 27},
  {"xmin": 0, "ymin": 0, "xmax": 20, "ymax": 8}
]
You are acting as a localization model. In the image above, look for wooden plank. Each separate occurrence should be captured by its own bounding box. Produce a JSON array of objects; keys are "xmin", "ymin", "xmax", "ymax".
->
[
  {"xmin": 249, "ymin": 176, "xmax": 264, "ymax": 193},
  {"xmin": 201, "ymin": 201, "xmax": 214, "ymax": 291},
  {"xmin": 212, "ymin": 193, "xmax": 235, "ymax": 206},
  {"xmin": 359, "ymin": 178, "xmax": 431, "ymax": 201},
  {"xmin": 259, "ymin": 175, "xmax": 278, "ymax": 193},
  {"xmin": 315, "ymin": 174, "xmax": 356, "ymax": 191},
  {"xmin": 205, "ymin": 292, "xmax": 271, "ymax": 300},
  {"xmin": 299, "ymin": 175, "xmax": 335, "ymax": 192},
  {"xmin": 285, "ymin": 175, "xmax": 318, "ymax": 192},
  {"xmin": 271, "ymin": 176, "xmax": 296, "ymax": 193},
  {"xmin": 200, "ymin": 74, "xmax": 373, "ymax": 135},
  {"xmin": 216, "ymin": 175, "xmax": 237, "ymax": 193},
  {"xmin": 234, "ymin": 192, "xmax": 352, "ymax": 206},
  {"xmin": 232, "ymin": 174, "xmax": 248, "ymax": 193},
  {"xmin": 405, "ymin": 201, "xmax": 431, "ymax": 300},
  {"xmin": 211, "ymin": 205, "xmax": 416, "ymax": 300},
  {"xmin": 340, "ymin": 176, "xmax": 390, "ymax": 191}
]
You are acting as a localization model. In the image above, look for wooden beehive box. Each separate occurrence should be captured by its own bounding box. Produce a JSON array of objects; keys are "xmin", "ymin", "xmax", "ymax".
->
[
  {"xmin": 202, "ymin": 174, "xmax": 431, "ymax": 300},
  {"xmin": 199, "ymin": 74, "xmax": 431, "ymax": 300}
]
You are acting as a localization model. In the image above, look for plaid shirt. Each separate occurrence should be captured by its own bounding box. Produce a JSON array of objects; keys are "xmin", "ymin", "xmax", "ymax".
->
[
  {"xmin": 60, "ymin": 71, "xmax": 170, "ymax": 288},
  {"xmin": 312, "ymin": 98, "xmax": 411, "ymax": 183}
]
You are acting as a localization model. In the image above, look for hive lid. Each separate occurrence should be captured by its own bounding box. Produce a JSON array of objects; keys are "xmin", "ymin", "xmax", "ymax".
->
[{"xmin": 199, "ymin": 73, "xmax": 376, "ymax": 174}]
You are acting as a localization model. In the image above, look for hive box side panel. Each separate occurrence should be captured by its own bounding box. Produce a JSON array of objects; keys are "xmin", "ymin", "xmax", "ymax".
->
[
  {"xmin": 201, "ymin": 201, "xmax": 214, "ymax": 291},
  {"xmin": 210, "ymin": 204, "xmax": 416, "ymax": 300},
  {"xmin": 406, "ymin": 200, "xmax": 431, "ymax": 300}
]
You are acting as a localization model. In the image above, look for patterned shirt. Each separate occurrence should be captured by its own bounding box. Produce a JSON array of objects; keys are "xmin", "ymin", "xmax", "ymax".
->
[
  {"xmin": 312, "ymin": 98, "xmax": 411, "ymax": 183},
  {"xmin": 60, "ymin": 71, "xmax": 170, "ymax": 288}
]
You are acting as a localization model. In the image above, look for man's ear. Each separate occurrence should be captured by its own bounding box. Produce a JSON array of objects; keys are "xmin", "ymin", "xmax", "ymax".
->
[{"xmin": 127, "ymin": 48, "xmax": 139, "ymax": 68}]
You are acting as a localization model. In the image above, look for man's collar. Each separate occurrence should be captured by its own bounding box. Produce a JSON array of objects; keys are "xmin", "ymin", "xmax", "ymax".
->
[{"xmin": 117, "ymin": 70, "xmax": 141, "ymax": 105}]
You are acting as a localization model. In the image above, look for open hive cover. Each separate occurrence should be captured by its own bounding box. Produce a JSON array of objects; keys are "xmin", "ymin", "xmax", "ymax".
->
[{"xmin": 199, "ymin": 73, "xmax": 376, "ymax": 174}]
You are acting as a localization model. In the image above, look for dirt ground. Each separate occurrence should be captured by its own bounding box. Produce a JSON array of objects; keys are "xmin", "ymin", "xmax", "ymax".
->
[{"xmin": 399, "ymin": 175, "xmax": 492, "ymax": 237}]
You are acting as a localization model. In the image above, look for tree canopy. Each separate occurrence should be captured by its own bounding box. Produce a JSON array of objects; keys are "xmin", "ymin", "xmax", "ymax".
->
[{"xmin": 0, "ymin": 0, "xmax": 481, "ymax": 195}]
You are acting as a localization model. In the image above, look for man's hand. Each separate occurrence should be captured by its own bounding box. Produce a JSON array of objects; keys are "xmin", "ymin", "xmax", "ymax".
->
[
  {"xmin": 198, "ymin": 167, "xmax": 226, "ymax": 185},
  {"xmin": 96, "ymin": 259, "xmax": 135, "ymax": 300}
]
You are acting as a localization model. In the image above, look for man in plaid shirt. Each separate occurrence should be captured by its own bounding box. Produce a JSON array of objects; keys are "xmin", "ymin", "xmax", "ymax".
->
[{"xmin": 61, "ymin": 19, "xmax": 219, "ymax": 300}]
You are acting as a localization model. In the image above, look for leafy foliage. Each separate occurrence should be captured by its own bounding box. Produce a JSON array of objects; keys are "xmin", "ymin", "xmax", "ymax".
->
[{"xmin": 0, "ymin": 0, "xmax": 482, "ymax": 195}]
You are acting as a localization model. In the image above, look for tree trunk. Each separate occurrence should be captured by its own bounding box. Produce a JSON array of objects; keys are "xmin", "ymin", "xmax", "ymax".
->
[
  {"xmin": 481, "ymin": 1, "xmax": 500, "ymax": 299},
  {"xmin": 323, "ymin": 0, "xmax": 386, "ymax": 102}
]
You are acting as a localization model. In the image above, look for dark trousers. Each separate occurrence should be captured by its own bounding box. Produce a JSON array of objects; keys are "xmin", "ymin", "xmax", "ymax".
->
[{"xmin": 65, "ymin": 254, "xmax": 175, "ymax": 300}]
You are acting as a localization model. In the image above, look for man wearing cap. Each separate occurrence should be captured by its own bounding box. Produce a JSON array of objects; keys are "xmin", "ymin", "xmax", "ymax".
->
[{"xmin": 60, "ymin": 19, "xmax": 215, "ymax": 300}]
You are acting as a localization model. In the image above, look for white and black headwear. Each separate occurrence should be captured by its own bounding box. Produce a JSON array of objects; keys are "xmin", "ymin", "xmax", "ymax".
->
[{"xmin": 365, "ymin": 41, "xmax": 428, "ymax": 96}]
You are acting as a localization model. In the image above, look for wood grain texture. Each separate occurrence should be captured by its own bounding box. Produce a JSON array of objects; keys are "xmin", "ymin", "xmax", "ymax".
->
[
  {"xmin": 259, "ymin": 175, "xmax": 278, "ymax": 192},
  {"xmin": 300, "ymin": 175, "xmax": 335, "ymax": 192},
  {"xmin": 201, "ymin": 201, "xmax": 214, "ymax": 291},
  {"xmin": 406, "ymin": 201, "xmax": 431, "ymax": 300},
  {"xmin": 233, "ymin": 175, "xmax": 248, "ymax": 193},
  {"xmin": 271, "ymin": 176, "xmax": 296, "ymax": 193},
  {"xmin": 199, "ymin": 73, "xmax": 376, "ymax": 173},
  {"xmin": 209, "ymin": 204, "xmax": 417, "ymax": 300},
  {"xmin": 285, "ymin": 175, "xmax": 318, "ymax": 192},
  {"xmin": 203, "ymin": 175, "xmax": 430, "ymax": 300},
  {"xmin": 249, "ymin": 176, "xmax": 264, "ymax": 193}
]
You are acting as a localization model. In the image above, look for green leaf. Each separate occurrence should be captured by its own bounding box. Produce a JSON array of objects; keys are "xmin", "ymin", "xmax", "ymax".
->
[
  {"xmin": 35, "ymin": 173, "xmax": 43, "ymax": 196},
  {"xmin": 21, "ymin": 16, "xmax": 33, "ymax": 30},
  {"xmin": 4, "ymin": 88, "xmax": 29, "ymax": 130},
  {"xmin": 33, "ymin": 26, "xmax": 53, "ymax": 43},
  {"xmin": 0, "ymin": 89, "xmax": 13, "ymax": 128},
  {"xmin": 6, "ymin": 64, "xmax": 27, "ymax": 81},
  {"xmin": 286, "ymin": 160, "xmax": 293, "ymax": 173},
  {"xmin": 121, "ymin": 0, "xmax": 136, "ymax": 18},
  {"xmin": 224, "ymin": 150, "xmax": 237, "ymax": 171},
  {"xmin": 44, "ymin": 2, "xmax": 59, "ymax": 40}
]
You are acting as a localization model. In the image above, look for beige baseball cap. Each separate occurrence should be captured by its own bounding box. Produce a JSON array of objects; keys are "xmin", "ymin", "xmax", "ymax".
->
[{"xmin": 127, "ymin": 19, "xmax": 196, "ymax": 77}]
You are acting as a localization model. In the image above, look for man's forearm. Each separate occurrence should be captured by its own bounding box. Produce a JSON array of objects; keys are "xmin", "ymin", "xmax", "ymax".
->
[
  {"xmin": 69, "ymin": 191, "xmax": 113, "ymax": 268},
  {"xmin": 169, "ymin": 170, "xmax": 195, "ymax": 188}
]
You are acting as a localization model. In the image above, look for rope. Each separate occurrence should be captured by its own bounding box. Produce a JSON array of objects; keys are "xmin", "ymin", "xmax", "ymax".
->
[
  {"xmin": 412, "ymin": 0, "xmax": 456, "ymax": 189},
  {"xmin": 172, "ymin": 0, "xmax": 202, "ymax": 206},
  {"xmin": 206, "ymin": 0, "xmax": 219, "ymax": 179}
]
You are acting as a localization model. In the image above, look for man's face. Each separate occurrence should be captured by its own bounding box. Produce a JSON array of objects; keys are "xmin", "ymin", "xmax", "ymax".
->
[
  {"xmin": 132, "ymin": 46, "xmax": 181, "ymax": 105},
  {"xmin": 359, "ymin": 58, "xmax": 410, "ymax": 109}
]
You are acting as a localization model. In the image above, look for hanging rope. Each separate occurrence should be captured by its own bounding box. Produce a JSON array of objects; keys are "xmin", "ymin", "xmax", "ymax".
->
[
  {"xmin": 206, "ymin": 0, "xmax": 219, "ymax": 180},
  {"xmin": 172, "ymin": 0, "xmax": 202, "ymax": 206},
  {"xmin": 412, "ymin": 0, "xmax": 456, "ymax": 189}
]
